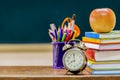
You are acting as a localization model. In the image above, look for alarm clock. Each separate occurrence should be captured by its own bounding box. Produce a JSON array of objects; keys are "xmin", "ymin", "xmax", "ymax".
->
[{"xmin": 62, "ymin": 39, "xmax": 87, "ymax": 74}]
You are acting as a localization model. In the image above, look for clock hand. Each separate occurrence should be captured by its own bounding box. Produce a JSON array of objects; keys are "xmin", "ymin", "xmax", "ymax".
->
[
  {"xmin": 68, "ymin": 53, "xmax": 76, "ymax": 65},
  {"xmin": 73, "ymin": 53, "xmax": 75, "ymax": 62},
  {"xmin": 69, "ymin": 60, "xmax": 74, "ymax": 65}
]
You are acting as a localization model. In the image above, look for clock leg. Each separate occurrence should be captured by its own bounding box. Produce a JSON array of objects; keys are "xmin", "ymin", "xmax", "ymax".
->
[{"xmin": 65, "ymin": 70, "xmax": 69, "ymax": 74}]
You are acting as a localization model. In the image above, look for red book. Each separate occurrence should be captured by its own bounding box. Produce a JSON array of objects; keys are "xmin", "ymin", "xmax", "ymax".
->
[
  {"xmin": 85, "ymin": 48, "xmax": 120, "ymax": 61},
  {"xmin": 84, "ymin": 48, "xmax": 95, "ymax": 61}
]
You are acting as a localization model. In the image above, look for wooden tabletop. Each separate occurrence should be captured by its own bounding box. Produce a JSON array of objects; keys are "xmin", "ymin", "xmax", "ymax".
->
[
  {"xmin": 0, "ymin": 45, "xmax": 119, "ymax": 80},
  {"xmin": 0, "ymin": 66, "xmax": 120, "ymax": 80}
]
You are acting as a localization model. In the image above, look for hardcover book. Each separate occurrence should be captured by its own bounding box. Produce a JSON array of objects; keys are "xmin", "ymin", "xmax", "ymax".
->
[
  {"xmin": 85, "ymin": 49, "xmax": 120, "ymax": 61},
  {"xmin": 82, "ymin": 37, "xmax": 120, "ymax": 44},
  {"xmin": 87, "ymin": 60, "xmax": 120, "ymax": 70},
  {"xmin": 84, "ymin": 42, "xmax": 120, "ymax": 50},
  {"xmin": 85, "ymin": 30, "xmax": 120, "ymax": 39},
  {"xmin": 82, "ymin": 64, "xmax": 120, "ymax": 75}
]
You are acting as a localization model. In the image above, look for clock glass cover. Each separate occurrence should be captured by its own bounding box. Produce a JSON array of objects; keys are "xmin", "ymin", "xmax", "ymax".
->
[{"xmin": 63, "ymin": 48, "xmax": 86, "ymax": 71}]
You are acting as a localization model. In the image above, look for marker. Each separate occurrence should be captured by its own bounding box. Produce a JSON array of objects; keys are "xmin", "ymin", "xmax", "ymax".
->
[
  {"xmin": 59, "ymin": 28, "xmax": 63, "ymax": 41},
  {"xmin": 65, "ymin": 32, "xmax": 71, "ymax": 42},
  {"xmin": 48, "ymin": 32, "xmax": 56, "ymax": 42},
  {"xmin": 63, "ymin": 25, "xmax": 67, "ymax": 33},
  {"xmin": 49, "ymin": 32, "xmax": 55, "ymax": 38},
  {"xmin": 48, "ymin": 29, "xmax": 53, "ymax": 33},
  {"xmin": 50, "ymin": 23, "xmax": 58, "ymax": 40},
  {"xmin": 57, "ymin": 28, "xmax": 60, "ymax": 42},
  {"xmin": 62, "ymin": 33, "xmax": 67, "ymax": 42},
  {"xmin": 67, "ymin": 18, "xmax": 71, "ymax": 30}
]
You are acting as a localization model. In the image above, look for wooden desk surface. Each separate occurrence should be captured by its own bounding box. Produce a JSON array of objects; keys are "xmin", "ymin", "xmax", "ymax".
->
[
  {"xmin": 0, "ymin": 45, "xmax": 120, "ymax": 80},
  {"xmin": 0, "ymin": 66, "xmax": 120, "ymax": 80}
]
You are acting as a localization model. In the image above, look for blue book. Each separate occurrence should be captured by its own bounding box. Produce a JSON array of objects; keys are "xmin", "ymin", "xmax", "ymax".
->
[
  {"xmin": 85, "ymin": 30, "xmax": 120, "ymax": 39},
  {"xmin": 82, "ymin": 66, "xmax": 120, "ymax": 75},
  {"xmin": 92, "ymin": 70, "xmax": 120, "ymax": 75}
]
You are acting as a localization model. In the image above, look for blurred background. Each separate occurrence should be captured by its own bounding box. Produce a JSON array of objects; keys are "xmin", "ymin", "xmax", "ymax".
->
[
  {"xmin": 0, "ymin": 0, "xmax": 120, "ymax": 43},
  {"xmin": 0, "ymin": 0, "xmax": 120, "ymax": 66}
]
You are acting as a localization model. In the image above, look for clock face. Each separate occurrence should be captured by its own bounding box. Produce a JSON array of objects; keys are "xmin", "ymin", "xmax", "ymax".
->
[{"xmin": 63, "ymin": 48, "xmax": 86, "ymax": 71}]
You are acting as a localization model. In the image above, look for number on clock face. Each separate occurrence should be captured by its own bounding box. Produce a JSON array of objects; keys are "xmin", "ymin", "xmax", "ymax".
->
[{"xmin": 64, "ymin": 50, "xmax": 84, "ymax": 71}]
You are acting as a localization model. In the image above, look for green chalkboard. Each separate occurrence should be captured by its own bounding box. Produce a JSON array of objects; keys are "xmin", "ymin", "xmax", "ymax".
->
[{"xmin": 0, "ymin": 0, "xmax": 120, "ymax": 43}]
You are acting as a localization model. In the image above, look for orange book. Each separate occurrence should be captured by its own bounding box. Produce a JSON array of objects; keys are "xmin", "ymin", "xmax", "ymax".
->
[{"xmin": 82, "ymin": 37, "xmax": 120, "ymax": 44}]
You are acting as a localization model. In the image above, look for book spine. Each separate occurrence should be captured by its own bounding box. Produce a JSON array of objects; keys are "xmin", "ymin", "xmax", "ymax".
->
[
  {"xmin": 84, "ymin": 48, "xmax": 95, "ymax": 61},
  {"xmin": 85, "ymin": 32, "xmax": 120, "ymax": 39},
  {"xmin": 82, "ymin": 66, "xmax": 92, "ymax": 75},
  {"xmin": 100, "ymin": 34, "xmax": 120, "ymax": 38},
  {"xmin": 85, "ymin": 32, "xmax": 99, "ymax": 38},
  {"xmin": 82, "ymin": 37, "xmax": 120, "ymax": 44},
  {"xmin": 92, "ymin": 70, "xmax": 120, "ymax": 75},
  {"xmin": 82, "ymin": 37, "xmax": 101, "ymax": 43}
]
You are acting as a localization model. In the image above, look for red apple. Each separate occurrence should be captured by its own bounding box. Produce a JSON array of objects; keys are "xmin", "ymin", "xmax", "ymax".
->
[{"xmin": 89, "ymin": 8, "xmax": 116, "ymax": 33}]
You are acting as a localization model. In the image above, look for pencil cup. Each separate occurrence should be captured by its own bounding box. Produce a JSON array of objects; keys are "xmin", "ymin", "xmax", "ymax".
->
[{"xmin": 52, "ymin": 42, "xmax": 74, "ymax": 69}]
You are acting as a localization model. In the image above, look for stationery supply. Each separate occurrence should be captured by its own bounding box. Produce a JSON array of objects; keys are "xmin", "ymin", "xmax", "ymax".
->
[
  {"xmin": 85, "ymin": 49, "xmax": 120, "ymax": 61},
  {"xmin": 82, "ymin": 30, "xmax": 120, "ymax": 75},
  {"xmin": 84, "ymin": 42, "xmax": 120, "ymax": 50},
  {"xmin": 82, "ymin": 60, "xmax": 120, "ymax": 75},
  {"xmin": 49, "ymin": 14, "xmax": 80, "ymax": 43},
  {"xmin": 85, "ymin": 30, "xmax": 120, "ymax": 39},
  {"xmin": 82, "ymin": 37, "xmax": 120, "ymax": 44},
  {"xmin": 83, "ymin": 30, "xmax": 120, "ymax": 50},
  {"xmin": 82, "ymin": 66, "xmax": 120, "ymax": 75},
  {"xmin": 87, "ymin": 60, "xmax": 120, "ymax": 70},
  {"xmin": 91, "ymin": 70, "xmax": 120, "ymax": 75},
  {"xmin": 49, "ymin": 14, "xmax": 80, "ymax": 69},
  {"xmin": 52, "ymin": 42, "xmax": 74, "ymax": 69}
]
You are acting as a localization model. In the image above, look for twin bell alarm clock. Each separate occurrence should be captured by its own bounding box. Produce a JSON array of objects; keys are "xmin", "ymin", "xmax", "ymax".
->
[{"xmin": 62, "ymin": 39, "xmax": 87, "ymax": 74}]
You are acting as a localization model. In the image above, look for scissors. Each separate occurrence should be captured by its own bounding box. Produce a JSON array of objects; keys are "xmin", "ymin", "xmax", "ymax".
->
[{"xmin": 61, "ymin": 15, "xmax": 80, "ymax": 37}]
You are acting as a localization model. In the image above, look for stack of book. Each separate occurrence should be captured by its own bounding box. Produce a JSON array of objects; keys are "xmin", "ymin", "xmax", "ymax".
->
[{"xmin": 82, "ymin": 30, "xmax": 120, "ymax": 75}]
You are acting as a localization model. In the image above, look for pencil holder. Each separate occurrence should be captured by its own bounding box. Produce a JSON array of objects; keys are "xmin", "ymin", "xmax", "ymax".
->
[{"xmin": 52, "ymin": 42, "xmax": 74, "ymax": 69}]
